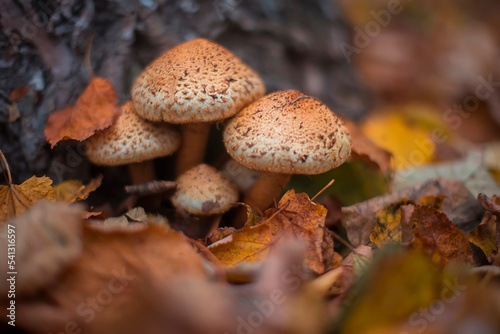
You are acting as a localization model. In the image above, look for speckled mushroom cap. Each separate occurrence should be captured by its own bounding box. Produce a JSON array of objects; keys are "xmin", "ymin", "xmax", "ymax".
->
[
  {"xmin": 223, "ymin": 90, "xmax": 352, "ymax": 174},
  {"xmin": 171, "ymin": 164, "xmax": 238, "ymax": 215},
  {"xmin": 85, "ymin": 102, "xmax": 181, "ymax": 166},
  {"xmin": 131, "ymin": 38, "xmax": 265, "ymax": 123}
]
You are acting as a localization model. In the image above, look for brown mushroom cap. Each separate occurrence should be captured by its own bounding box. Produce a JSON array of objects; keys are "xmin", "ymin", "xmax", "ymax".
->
[
  {"xmin": 85, "ymin": 101, "xmax": 180, "ymax": 166},
  {"xmin": 171, "ymin": 164, "xmax": 238, "ymax": 215},
  {"xmin": 131, "ymin": 38, "xmax": 265, "ymax": 123},
  {"xmin": 223, "ymin": 90, "xmax": 352, "ymax": 174}
]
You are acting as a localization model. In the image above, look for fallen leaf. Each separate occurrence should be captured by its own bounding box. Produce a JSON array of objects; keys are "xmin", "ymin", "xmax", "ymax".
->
[
  {"xmin": 16, "ymin": 223, "xmax": 210, "ymax": 333},
  {"xmin": 44, "ymin": 77, "xmax": 120, "ymax": 147},
  {"xmin": 0, "ymin": 176, "xmax": 56, "ymax": 224},
  {"xmin": 469, "ymin": 194, "xmax": 500, "ymax": 261},
  {"xmin": 361, "ymin": 107, "xmax": 438, "ymax": 169},
  {"xmin": 339, "ymin": 249, "xmax": 448, "ymax": 334},
  {"xmin": 54, "ymin": 175, "xmax": 103, "ymax": 202},
  {"xmin": 370, "ymin": 199, "xmax": 413, "ymax": 247},
  {"xmin": 209, "ymin": 190, "xmax": 334, "ymax": 274},
  {"xmin": 0, "ymin": 201, "xmax": 83, "ymax": 297},
  {"xmin": 410, "ymin": 205, "xmax": 474, "ymax": 265},
  {"xmin": 96, "ymin": 207, "xmax": 170, "ymax": 228},
  {"xmin": 343, "ymin": 178, "xmax": 483, "ymax": 246},
  {"xmin": 393, "ymin": 150, "xmax": 500, "ymax": 198},
  {"xmin": 369, "ymin": 196, "xmax": 445, "ymax": 247},
  {"xmin": 342, "ymin": 117, "xmax": 393, "ymax": 174}
]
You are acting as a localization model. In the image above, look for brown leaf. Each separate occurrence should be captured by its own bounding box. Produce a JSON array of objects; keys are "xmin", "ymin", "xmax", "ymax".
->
[
  {"xmin": 0, "ymin": 201, "xmax": 83, "ymax": 297},
  {"xmin": 342, "ymin": 117, "xmax": 393, "ymax": 173},
  {"xmin": 209, "ymin": 190, "xmax": 334, "ymax": 274},
  {"xmin": 54, "ymin": 175, "xmax": 103, "ymax": 202},
  {"xmin": 469, "ymin": 194, "xmax": 500, "ymax": 261},
  {"xmin": 17, "ymin": 223, "xmax": 209, "ymax": 333},
  {"xmin": 0, "ymin": 176, "xmax": 56, "ymax": 224},
  {"xmin": 44, "ymin": 77, "xmax": 120, "ymax": 147},
  {"xmin": 410, "ymin": 205, "xmax": 474, "ymax": 265},
  {"xmin": 343, "ymin": 178, "xmax": 483, "ymax": 246}
]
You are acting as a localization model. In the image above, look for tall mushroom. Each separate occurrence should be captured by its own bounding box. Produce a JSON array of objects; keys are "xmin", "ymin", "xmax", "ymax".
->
[
  {"xmin": 223, "ymin": 90, "xmax": 351, "ymax": 213},
  {"xmin": 131, "ymin": 38, "xmax": 265, "ymax": 175},
  {"xmin": 85, "ymin": 101, "xmax": 180, "ymax": 184}
]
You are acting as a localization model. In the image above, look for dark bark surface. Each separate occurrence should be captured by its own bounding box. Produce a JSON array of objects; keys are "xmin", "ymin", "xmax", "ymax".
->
[{"xmin": 0, "ymin": 0, "xmax": 367, "ymax": 184}]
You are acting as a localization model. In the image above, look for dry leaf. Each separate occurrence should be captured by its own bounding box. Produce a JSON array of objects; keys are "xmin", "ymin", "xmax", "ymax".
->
[
  {"xmin": 370, "ymin": 196, "xmax": 445, "ymax": 247},
  {"xmin": 0, "ymin": 201, "xmax": 83, "ymax": 297},
  {"xmin": 54, "ymin": 175, "xmax": 103, "ymax": 202},
  {"xmin": 360, "ymin": 107, "xmax": 441, "ymax": 169},
  {"xmin": 409, "ymin": 205, "xmax": 474, "ymax": 265},
  {"xmin": 0, "ymin": 176, "xmax": 56, "ymax": 224},
  {"xmin": 44, "ymin": 77, "xmax": 120, "ymax": 147},
  {"xmin": 469, "ymin": 194, "xmax": 500, "ymax": 261},
  {"xmin": 342, "ymin": 117, "xmax": 393, "ymax": 173},
  {"xmin": 209, "ymin": 190, "xmax": 334, "ymax": 274},
  {"xmin": 339, "ymin": 249, "xmax": 446, "ymax": 334},
  {"xmin": 16, "ymin": 223, "xmax": 209, "ymax": 333},
  {"xmin": 343, "ymin": 178, "xmax": 483, "ymax": 246}
]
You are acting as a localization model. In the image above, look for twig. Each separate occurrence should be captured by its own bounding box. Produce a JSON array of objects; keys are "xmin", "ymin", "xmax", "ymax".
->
[
  {"xmin": 0, "ymin": 149, "xmax": 12, "ymax": 185},
  {"xmin": 311, "ymin": 179, "xmax": 335, "ymax": 201},
  {"xmin": 125, "ymin": 180, "xmax": 177, "ymax": 196}
]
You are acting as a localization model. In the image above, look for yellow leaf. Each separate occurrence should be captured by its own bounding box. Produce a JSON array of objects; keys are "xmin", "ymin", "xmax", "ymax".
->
[
  {"xmin": 0, "ymin": 176, "xmax": 56, "ymax": 223},
  {"xmin": 361, "ymin": 106, "xmax": 442, "ymax": 169},
  {"xmin": 340, "ymin": 249, "xmax": 448, "ymax": 334},
  {"xmin": 54, "ymin": 175, "xmax": 103, "ymax": 203},
  {"xmin": 370, "ymin": 199, "xmax": 414, "ymax": 246},
  {"xmin": 209, "ymin": 190, "xmax": 334, "ymax": 274}
]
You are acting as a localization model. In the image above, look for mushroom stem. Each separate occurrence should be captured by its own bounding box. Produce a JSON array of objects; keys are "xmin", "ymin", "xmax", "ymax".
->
[
  {"xmin": 176, "ymin": 123, "xmax": 211, "ymax": 175},
  {"xmin": 128, "ymin": 161, "xmax": 156, "ymax": 184},
  {"xmin": 243, "ymin": 173, "xmax": 291, "ymax": 212}
]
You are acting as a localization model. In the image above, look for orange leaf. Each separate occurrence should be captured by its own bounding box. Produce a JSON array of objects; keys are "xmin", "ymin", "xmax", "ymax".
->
[
  {"xmin": 209, "ymin": 190, "xmax": 334, "ymax": 274},
  {"xmin": 0, "ymin": 176, "xmax": 56, "ymax": 224},
  {"xmin": 44, "ymin": 77, "xmax": 120, "ymax": 147}
]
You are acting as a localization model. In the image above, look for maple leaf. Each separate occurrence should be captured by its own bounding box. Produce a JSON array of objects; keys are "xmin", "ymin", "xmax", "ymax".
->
[
  {"xmin": 44, "ymin": 77, "xmax": 120, "ymax": 147},
  {"xmin": 209, "ymin": 190, "xmax": 335, "ymax": 274},
  {"xmin": 54, "ymin": 175, "xmax": 103, "ymax": 203},
  {"xmin": 0, "ymin": 176, "xmax": 56, "ymax": 224}
]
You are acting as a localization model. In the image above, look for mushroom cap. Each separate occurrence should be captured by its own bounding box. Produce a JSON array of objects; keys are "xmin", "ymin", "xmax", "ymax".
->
[
  {"xmin": 131, "ymin": 38, "xmax": 265, "ymax": 124},
  {"xmin": 171, "ymin": 164, "xmax": 238, "ymax": 215},
  {"xmin": 85, "ymin": 101, "xmax": 181, "ymax": 166},
  {"xmin": 223, "ymin": 90, "xmax": 352, "ymax": 174}
]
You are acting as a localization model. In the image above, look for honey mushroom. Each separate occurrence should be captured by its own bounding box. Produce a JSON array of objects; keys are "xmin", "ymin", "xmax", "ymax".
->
[
  {"xmin": 85, "ymin": 101, "xmax": 180, "ymax": 184},
  {"xmin": 131, "ymin": 38, "xmax": 265, "ymax": 176},
  {"xmin": 223, "ymin": 90, "xmax": 352, "ymax": 214}
]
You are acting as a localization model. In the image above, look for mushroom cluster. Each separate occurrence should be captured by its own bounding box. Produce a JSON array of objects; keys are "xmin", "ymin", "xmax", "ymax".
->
[{"xmin": 85, "ymin": 38, "xmax": 352, "ymax": 230}]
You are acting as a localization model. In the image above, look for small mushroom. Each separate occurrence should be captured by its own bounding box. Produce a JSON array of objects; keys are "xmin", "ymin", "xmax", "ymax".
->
[
  {"xmin": 171, "ymin": 164, "xmax": 238, "ymax": 216},
  {"xmin": 223, "ymin": 90, "xmax": 352, "ymax": 213},
  {"xmin": 85, "ymin": 101, "xmax": 181, "ymax": 184},
  {"xmin": 131, "ymin": 38, "xmax": 265, "ymax": 175}
]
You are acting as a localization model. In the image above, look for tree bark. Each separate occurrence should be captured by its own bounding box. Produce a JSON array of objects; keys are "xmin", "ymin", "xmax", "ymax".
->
[{"xmin": 0, "ymin": 0, "xmax": 368, "ymax": 184}]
